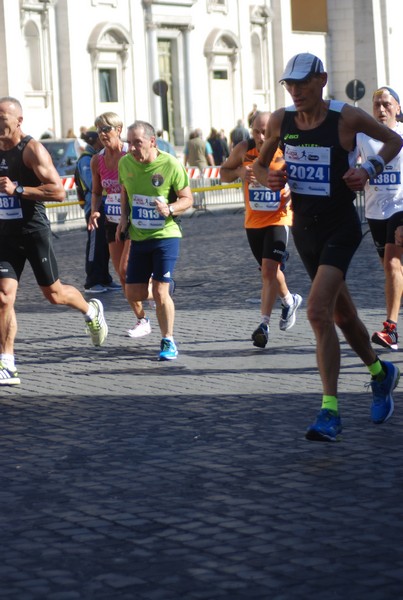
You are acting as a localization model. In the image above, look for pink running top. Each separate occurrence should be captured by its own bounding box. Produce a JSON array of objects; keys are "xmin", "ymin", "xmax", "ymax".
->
[
  {"xmin": 98, "ymin": 141, "xmax": 129, "ymax": 194},
  {"xmin": 97, "ymin": 142, "xmax": 128, "ymax": 223}
]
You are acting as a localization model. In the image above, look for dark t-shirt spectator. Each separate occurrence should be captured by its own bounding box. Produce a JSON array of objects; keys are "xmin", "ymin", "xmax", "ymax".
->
[
  {"xmin": 230, "ymin": 120, "xmax": 250, "ymax": 148},
  {"xmin": 208, "ymin": 128, "xmax": 229, "ymax": 165}
]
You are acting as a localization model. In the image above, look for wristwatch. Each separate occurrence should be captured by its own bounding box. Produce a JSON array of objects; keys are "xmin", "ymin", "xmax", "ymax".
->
[
  {"xmin": 14, "ymin": 184, "xmax": 24, "ymax": 197},
  {"xmin": 169, "ymin": 204, "xmax": 175, "ymax": 216}
]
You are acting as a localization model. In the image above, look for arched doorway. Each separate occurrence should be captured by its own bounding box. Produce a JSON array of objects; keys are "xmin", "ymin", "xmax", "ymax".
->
[{"xmin": 204, "ymin": 29, "xmax": 240, "ymax": 139}]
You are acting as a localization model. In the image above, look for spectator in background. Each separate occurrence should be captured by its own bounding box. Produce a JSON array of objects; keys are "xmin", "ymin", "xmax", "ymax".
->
[
  {"xmin": 40, "ymin": 128, "xmax": 54, "ymax": 140},
  {"xmin": 183, "ymin": 128, "xmax": 214, "ymax": 169},
  {"xmin": 207, "ymin": 127, "xmax": 229, "ymax": 165},
  {"xmin": 156, "ymin": 130, "xmax": 176, "ymax": 156},
  {"xmin": 230, "ymin": 119, "xmax": 250, "ymax": 150},
  {"xmin": 75, "ymin": 125, "xmax": 88, "ymax": 156},
  {"xmin": 219, "ymin": 129, "xmax": 230, "ymax": 156},
  {"xmin": 66, "ymin": 127, "xmax": 88, "ymax": 156},
  {"xmin": 76, "ymin": 129, "xmax": 116, "ymax": 294},
  {"xmin": 247, "ymin": 104, "xmax": 258, "ymax": 127}
]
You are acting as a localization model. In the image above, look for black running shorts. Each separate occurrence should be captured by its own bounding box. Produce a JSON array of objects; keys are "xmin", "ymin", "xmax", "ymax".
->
[
  {"xmin": 0, "ymin": 227, "xmax": 59, "ymax": 286},
  {"xmin": 246, "ymin": 225, "xmax": 289, "ymax": 265},
  {"xmin": 367, "ymin": 211, "xmax": 403, "ymax": 258},
  {"xmin": 291, "ymin": 207, "xmax": 362, "ymax": 280}
]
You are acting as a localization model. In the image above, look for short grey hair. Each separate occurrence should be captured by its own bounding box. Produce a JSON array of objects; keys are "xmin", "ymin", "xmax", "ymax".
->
[
  {"xmin": 0, "ymin": 96, "xmax": 23, "ymax": 113},
  {"xmin": 127, "ymin": 120, "xmax": 156, "ymax": 139}
]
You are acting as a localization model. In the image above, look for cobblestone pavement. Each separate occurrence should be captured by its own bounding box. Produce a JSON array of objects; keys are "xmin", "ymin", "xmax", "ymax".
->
[{"xmin": 1, "ymin": 210, "xmax": 403, "ymax": 600}]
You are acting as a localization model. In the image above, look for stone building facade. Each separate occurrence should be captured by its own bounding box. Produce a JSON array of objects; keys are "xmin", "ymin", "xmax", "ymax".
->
[{"xmin": 0, "ymin": 0, "xmax": 402, "ymax": 146}]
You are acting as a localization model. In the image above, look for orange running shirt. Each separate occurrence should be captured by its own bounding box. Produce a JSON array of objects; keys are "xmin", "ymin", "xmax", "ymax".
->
[{"xmin": 243, "ymin": 145, "xmax": 292, "ymax": 229}]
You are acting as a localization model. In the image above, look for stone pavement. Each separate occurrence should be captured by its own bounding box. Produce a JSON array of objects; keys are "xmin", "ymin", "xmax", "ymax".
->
[{"xmin": 1, "ymin": 210, "xmax": 403, "ymax": 600}]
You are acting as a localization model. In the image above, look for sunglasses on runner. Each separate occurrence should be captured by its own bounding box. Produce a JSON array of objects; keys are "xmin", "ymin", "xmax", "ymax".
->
[{"xmin": 97, "ymin": 125, "xmax": 114, "ymax": 134}]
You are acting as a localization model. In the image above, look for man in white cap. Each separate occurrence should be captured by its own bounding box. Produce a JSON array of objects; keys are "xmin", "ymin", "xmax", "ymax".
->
[
  {"xmin": 355, "ymin": 86, "xmax": 403, "ymax": 351},
  {"xmin": 253, "ymin": 53, "xmax": 403, "ymax": 442}
]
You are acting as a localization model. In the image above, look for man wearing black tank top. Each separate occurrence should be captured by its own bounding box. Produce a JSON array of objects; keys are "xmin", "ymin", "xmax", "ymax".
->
[
  {"xmin": 0, "ymin": 97, "xmax": 108, "ymax": 386},
  {"xmin": 253, "ymin": 54, "xmax": 403, "ymax": 442}
]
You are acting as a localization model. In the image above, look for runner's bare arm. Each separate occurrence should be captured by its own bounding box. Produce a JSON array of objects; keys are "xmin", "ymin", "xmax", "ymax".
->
[
  {"xmin": 220, "ymin": 141, "xmax": 248, "ymax": 183},
  {"xmin": 252, "ymin": 109, "xmax": 284, "ymax": 187},
  {"xmin": 3, "ymin": 139, "xmax": 66, "ymax": 202}
]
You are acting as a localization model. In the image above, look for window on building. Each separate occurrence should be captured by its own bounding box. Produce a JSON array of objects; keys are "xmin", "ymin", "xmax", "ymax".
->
[
  {"xmin": 99, "ymin": 68, "xmax": 118, "ymax": 102},
  {"xmin": 24, "ymin": 20, "xmax": 42, "ymax": 91},
  {"xmin": 213, "ymin": 70, "xmax": 228, "ymax": 80},
  {"xmin": 251, "ymin": 33, "xmax": 262, "ymax": 90},
  {"xmin": 207, "ymin": 0, "xmax": 227, "ymax": 13},
  {"xmin": 291, "ymin": 0, "xmax": 328, "ymax": 32},
  {"xmin": 157, "ymin": 40, "xmax": 174, "ymax": 135}
]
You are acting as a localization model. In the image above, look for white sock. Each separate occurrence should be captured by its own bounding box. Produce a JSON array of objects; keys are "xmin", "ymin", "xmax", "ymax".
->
[
  {"xmin": 84, "ymin": 304, "xmax": 96, "ymax": 322},
  {"xmin": 261, "ymin": 315, "xmax": 270, "ymax": 325},
  {"xmin": 281, "ymin": 292, "xmax": 293, "ymax": 307},
  {"xmin": 1, "ymin": 353, "xmax": 15, "ymax": 370}
]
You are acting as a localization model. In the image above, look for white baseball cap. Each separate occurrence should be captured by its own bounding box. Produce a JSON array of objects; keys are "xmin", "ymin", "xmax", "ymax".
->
[{"xmin": 279, "ymin": 53, "xmax": 325, "ymax": 82}]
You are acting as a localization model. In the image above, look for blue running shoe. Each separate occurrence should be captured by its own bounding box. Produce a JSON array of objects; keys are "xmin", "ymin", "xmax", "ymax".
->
[
  {"xmin": 370, "ymin": 360, "xmax": 400, "ymax": 424},
  {"xmin": 159, "ymin": 338, "xmax": 178, "ymax": 361},
  {"xmin": 305, "ymin": 409, "xmax": 342, "ymax": 442},
  {"xmin": 252, "ymin": 323, "xmax": 269, "ymax": 348},
  {"xmin": 104, "ymin": 280, "xmax": 122, "ymax": 291}
]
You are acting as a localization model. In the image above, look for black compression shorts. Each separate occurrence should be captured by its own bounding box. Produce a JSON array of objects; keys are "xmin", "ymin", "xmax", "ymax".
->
[
  {"xmin": 291, "ymin": 208, "xmax": 362, "ymax": 280},
  {"xmin": 367, "ymin": 211, "xmax": 403, "ymax": 258},
  {"xmin": 0, "ymin": 227, "xmax": 59, "ymax": 286},
  {"xmin": 246, "ymin": 225, "xmax": 289, "ymax": 265},
  {"xmin": 105, "ymin": 220, "xmax": 129, "ymax": 244}
]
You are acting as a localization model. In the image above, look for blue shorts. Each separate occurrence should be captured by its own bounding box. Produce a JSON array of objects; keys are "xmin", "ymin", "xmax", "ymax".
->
[{"xmin": 126, "ymin": 237, "xmax": 180, "ymax": 284}]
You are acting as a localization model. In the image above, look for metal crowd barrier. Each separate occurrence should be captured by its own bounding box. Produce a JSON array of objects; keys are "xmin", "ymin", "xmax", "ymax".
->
[
  {"xmin": 45, "ymin": 169, "xmax": 367, "ymax": 225},
  {"xmin": 45, "ymin": 176, "xmax": 85, "ymax": 226},
  {"xmin": 186, "ymin": 166, "xmax": 243, "ymax": 211}
]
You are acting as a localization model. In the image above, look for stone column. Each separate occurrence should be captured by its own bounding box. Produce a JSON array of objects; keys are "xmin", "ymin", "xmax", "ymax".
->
[
  {"xmin": 182, "ymin": 25, "xmax": 195, "ymax": 131},
  {"xmin": 146, "ymin": 21, "xmax": 162, "ymax": 130}
]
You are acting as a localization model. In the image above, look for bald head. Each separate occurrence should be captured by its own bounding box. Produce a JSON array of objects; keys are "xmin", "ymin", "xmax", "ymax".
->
[
  {"xmin": 251, "ymin": 111, "xmax": 270, "ymax": 151},
  {"xmin": 372, "ymin": 87, "xmax": 401, "ymax": 128},
  {"xmin": 0, "ymin": 96, "xmax": 24, "ymax": 144},
  {"xmin": 0, "ymin": 96, "xmax": 22, "ymax": 115}
]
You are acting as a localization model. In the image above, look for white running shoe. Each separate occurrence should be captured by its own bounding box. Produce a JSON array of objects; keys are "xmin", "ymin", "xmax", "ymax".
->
[
  {"xmin": 86, "ymin": 298, "xmax": 108, "ymax": 346},
  {"xmin": 127, "ymin": 318, "xmax": 152, "ymax": 338},
  {"xmin": 279, "ymin": 294, "xmax": 303, "ymax": 331},
  {"xmin": 0, "ymin": 361, "xmax": 20, "ymax": 385}
]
